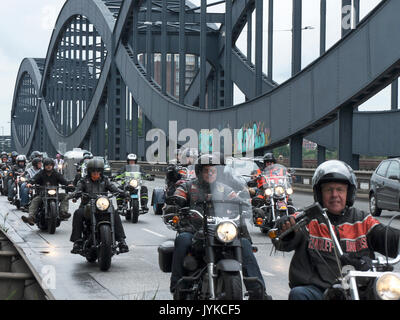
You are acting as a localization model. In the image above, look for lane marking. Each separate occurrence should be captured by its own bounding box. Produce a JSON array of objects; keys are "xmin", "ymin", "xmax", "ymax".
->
[
  {"xmin": 261, "ymin": 270, "xmax": 274, "ymax": 277},
  {"xmin": 142, "ymin": 228, "xmax": 166, "ymax": 238}
]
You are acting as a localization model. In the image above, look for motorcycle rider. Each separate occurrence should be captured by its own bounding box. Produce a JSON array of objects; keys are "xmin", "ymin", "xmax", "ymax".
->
[
  {"xmin": 8, "ymin": 154, "xmax": 27, "ymax": 202},
  {"xmin": 272, "ymin": 160, "xmax": 400, "ymax": 300},
  {"xmin": 262, "ymin": 152, "xmax": 276, "ymax": 171},
  {"xmin": 115, "ymin": 153, "xmax": 148, "ymax": 213},
  {"xmin": 21, "ymin": 158, "xmax": 73, "ymax": 225},
  {"xmin": 19, "ymin": 157, "xmax": 43, "ymax": 211},
  {"xmin": 70, "ymin": 158, "xmax": 129, "ymax": 254},
  {"xmin": 169, "ymin": 153, "xmax": 272, "ymax": 300},
  {"xmin": 1, "ymin": 153, "xmax": 11, "ymax": 196}
]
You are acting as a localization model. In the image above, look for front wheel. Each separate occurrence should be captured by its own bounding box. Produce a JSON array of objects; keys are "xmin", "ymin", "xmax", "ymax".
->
[
  {"xmin": 47, "ymin": 201, "xmax": 57, "ymax": 234},
  {"xmin": 216, "ymin": 272, "xmax": 243, "ymax": 300},
  {"xmin": 131, "ymin": 200, "xmax": 139, "ymax": 223},
  {"xmin": 98, "ymin": 224, "xmax": 112, "ymax": 271},
  {"xmin": 369, "ymin": 193, "xmax": 382, "ymax": 217}
]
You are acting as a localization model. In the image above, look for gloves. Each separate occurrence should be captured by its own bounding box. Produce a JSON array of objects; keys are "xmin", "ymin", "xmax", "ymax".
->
[
  {"xmin": 340, "ymin": 253, "xmax": 373, "ymax": 271},
  {"xmin": 274, "ymin": 215, "xmax": 293, "ymax": 231}
]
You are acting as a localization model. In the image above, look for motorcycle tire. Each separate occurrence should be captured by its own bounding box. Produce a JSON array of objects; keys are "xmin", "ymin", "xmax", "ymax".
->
[
  {"xmin": 131, "ymin": 200, "xmax": 139, "ymax": 223},
  {"xmin": 216, "ymin": 272, "xmax": 243, "ymax": 300},
  {"xmin": 15, "ymin": 198, "xmax": 21, "ymax": 209},
  {"xmin": 125, "ymin": 208, "xmax": 131, "ymax": 220},
  {"xmin": 98, "ymin": 224, "xmax": 112, "ymax": 271},
  {"xmin": 47, "ymin": 201, "xmax": 57, "ymax": 234},
  {"xmin": 154, "ymin": 203, "xmax": 163, "ymax": 215}
]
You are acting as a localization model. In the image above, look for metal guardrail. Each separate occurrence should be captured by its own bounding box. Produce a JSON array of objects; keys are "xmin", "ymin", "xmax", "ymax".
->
[
  {"xmin": 0, "ymin": 230, "xmax": 51, "ymax": 300},
  {"xmin": 109, "ymin": 161, "xmax": 373, "ymax": 195}
]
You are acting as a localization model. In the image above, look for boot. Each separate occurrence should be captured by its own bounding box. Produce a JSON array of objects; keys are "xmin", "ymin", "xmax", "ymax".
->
[
  {"xmin": 21, "ymin": 215, "xmax": 35, "ymax": 226},
  {"xmin": 118, "ymin": 239, "xmax": 129, "ymax": 253},
  {"xmin": 71, "ymin": 239, "xmax": 83, "ymax": 254}
]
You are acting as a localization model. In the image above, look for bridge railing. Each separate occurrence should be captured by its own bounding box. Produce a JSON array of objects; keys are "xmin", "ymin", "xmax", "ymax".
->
[{"xmin": 109, "ymin": 161, "xmax": 373, "ymax": 197}]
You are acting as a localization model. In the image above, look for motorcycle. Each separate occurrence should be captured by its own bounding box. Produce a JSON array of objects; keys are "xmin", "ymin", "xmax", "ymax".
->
[
  {"xmin": 158, "ymin": 183, "xmax": 263, "ymax": 300},
  {"xmin": 0, "ymin": 166, "xmax": 10, "ymax": 196},
  {"xmin": 252, "ymin": 164, "xmax": 296, "ymax": 233},
  {"xmin": 115, "ymin": 164, "xmax": 147, "ymax": 223},
  {"xmin": 268, "ymin": 203, "xmax": 400, "ymax": 300},
  {"xmin": 34, "ymin": 185, "xmax": 72, "ymax": 234},
  {"xmin": 11, "ymin": 169, "xmax": 26, "ymax": 209},
  {"xmin": 73, "ymin": 191, "xmax": 125, "ymax": 271}
]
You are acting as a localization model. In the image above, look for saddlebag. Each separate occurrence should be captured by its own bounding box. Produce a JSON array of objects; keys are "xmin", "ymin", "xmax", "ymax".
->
[{"xmin": 158, "ymin": 240, "xmax": 174, "ymax": 273}]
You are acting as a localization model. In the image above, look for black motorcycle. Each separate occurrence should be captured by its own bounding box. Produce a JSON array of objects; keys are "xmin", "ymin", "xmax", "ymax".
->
[
  {"xmin": 159, "ymin": 192, "xmax": 263, "ymax": 300},
  {"xmin": 0, "ymin": 166, "xmax": 10, "ymax": 196},
  {"xmin": 73, "ymin": 191, "xmax": 124, "ymax": 271},
  {"xmin": 269, "ymin": 203, "xmax": 400, "ymax": 300},
  {"xmin": 34, "ymin": 185, "xmax": 71, "ymax": 234},
  {"xmin": 11, "ymin": 169, "xmax": 26, "ymax": 209}
]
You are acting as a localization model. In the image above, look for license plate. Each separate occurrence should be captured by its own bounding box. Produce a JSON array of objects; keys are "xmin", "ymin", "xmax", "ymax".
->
[
  {"xmin": 277, "ymin": 201, "xmax": 287, "ymax": 210},
  {"xmin": 131, "ymin": 194, "xmax": 138, "ymax": 199}
]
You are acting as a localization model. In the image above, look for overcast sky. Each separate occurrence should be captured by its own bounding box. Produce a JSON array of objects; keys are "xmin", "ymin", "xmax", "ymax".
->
[{"xmin": 0, "ymin": 0, "xmax": 388, "ymax": 137}]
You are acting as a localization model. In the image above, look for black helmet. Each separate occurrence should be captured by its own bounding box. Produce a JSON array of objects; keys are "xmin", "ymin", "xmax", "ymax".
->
[
  {"xmin": 312, "ymin": 160, "xmax": 357, "ymax": 207},
  {"xmin": 263, "ymin": 152, "xmax": 276, "ymax": 164},
  {"xmin": 43, "ymin": 157, "xmax": 55, "ymax": 168},
  {"xmin": 11, "ymin": 151, "xmax": 18, "ymax": 158},
  {"xmin": 194, "ymin": 153, "xmax": 221, "ymax": 179},
  {"xmin": 126, "ymin": 153, "xmax": 137, "ymax": 163},
  {"xmin": 32, "ymin": 157, "xmax": 42, "ymax": 169},
  {"xmin": 86, "ymin": 158, "xmax": 104, "ymax": 175}
]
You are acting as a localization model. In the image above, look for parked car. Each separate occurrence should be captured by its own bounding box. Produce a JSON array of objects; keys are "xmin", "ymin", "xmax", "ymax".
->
[{"xmin": 369, "ymin": 158, "xmax": 400, "ymax": 216}]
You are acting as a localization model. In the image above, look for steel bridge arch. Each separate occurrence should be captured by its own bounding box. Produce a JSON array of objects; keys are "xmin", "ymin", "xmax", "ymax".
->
[{"xmin": 11, "ymin": 0, "xmax": 400, "ymax": 163}]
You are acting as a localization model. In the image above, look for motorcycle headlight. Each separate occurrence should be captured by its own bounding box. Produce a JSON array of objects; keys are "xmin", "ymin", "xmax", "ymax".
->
[
  {"xmin": 20, "ymin": 177, "xmax": 26, "ymax": 182},
  {"xmin": 47, "ymin": 189, "xmax": 57, "ymax": 195},
  {"xmin": 287, "ymin": 187, "xmax": 293, "ymax": 195},
  {"xmin": 375, "ymin": 273, "xmax": 400, "ymax": 300},
  {"xmin": 129, "ymin": 179, "xmax": 138, "ymax": 188},
  {"xmin": 216, "ymin": 222, "xmax": 238, "ymax": 243},
  {"xmin": 274, "ymin": 186, "xmax": 285, "ymax": 196},
  {"xmin": 96, "ymin": 197, "xmax": 110, "ymax": 211},
  {"xmin": 264, "ymin": 188, "xmax": 272, "ymax": 196},
  {"xmin": 58, "ymin": 164, "xmax": 62, "ymax": 169}
]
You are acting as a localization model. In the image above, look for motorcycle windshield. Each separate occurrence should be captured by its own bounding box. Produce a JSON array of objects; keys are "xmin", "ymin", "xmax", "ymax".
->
[
  {"xmin": 124, "ymin": 165, "xmax": 141, "ymax": 179},
  {"xmin": 192, "ymin": 165, "xmax": 252, "ymax": 226},
  {"xmin": 229, "ymin": 158, "xmax": 260, "ymax": 177},
  {"xmin": 262, "ymin": 164, "xmax": 292, "ymax": 189}
]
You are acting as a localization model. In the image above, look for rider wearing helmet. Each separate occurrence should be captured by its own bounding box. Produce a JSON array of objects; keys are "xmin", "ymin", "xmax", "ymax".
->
[
  {"xmin": 168, "ymin": 153, "xmax": 271, "ymax": 300},
  {"xmin": 70, "ymin": 158, "xmax": 129, "ymax": 254},
  {"xmin": 10, "ymin": 151, "xmax": 19, "ymax": 165},
  {"xmin": 7, "ymin": 155, "xmax": 27, "ymax": 201},
  {"xmin": 19, "ymin": 157, "xmax": 43, "ymax": 211},
  {"xmin": 272, "ymin": 160, "xmax": 400, "ymax": 300},
  {"xmin": 116, "ymin": 153, "xmax": 148, "ymax": 213},
  {"xmin": 262, "ymin": 152, "xmax": 276, "ymax": 171},
  {"xmin": 21, "ymin": 158, "xmax": 73, "ymax": 225}
]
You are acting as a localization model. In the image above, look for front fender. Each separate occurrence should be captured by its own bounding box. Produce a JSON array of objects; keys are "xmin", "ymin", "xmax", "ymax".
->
[{"xmin": 216, "ymin": 259, "xmax": 241, "ymax": 273}]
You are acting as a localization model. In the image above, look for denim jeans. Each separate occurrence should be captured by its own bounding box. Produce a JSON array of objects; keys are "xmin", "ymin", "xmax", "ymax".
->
[
  {"xmin": 289, "ymin": 285, "xmax": 324, "ymax": 300},
  {"xmin": 170, "ymin": 232, "xmax": 266, "ymax": 294},
  {"xmin": 20, "ymin": 183, "xmax": 30, "ymax": 206}
]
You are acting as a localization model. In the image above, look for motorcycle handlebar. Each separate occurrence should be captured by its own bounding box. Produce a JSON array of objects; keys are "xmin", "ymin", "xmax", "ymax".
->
[{"xmin": 268, "ymin": 203, "xmax": 324, "ymax": 240}]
